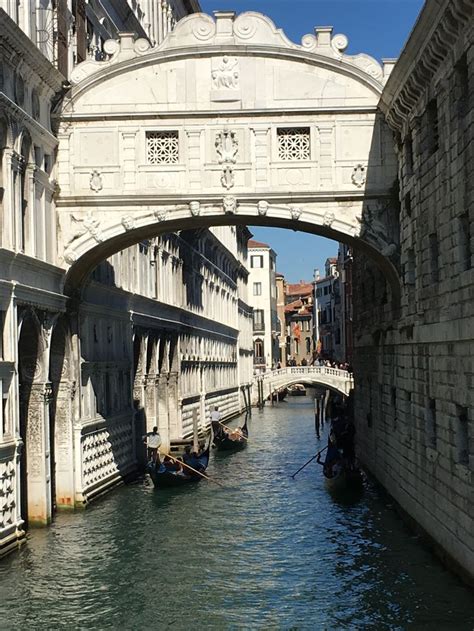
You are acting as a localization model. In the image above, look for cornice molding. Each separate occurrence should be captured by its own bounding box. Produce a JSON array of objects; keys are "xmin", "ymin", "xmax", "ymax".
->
[
  {"xmin": 379, "ymin": 0, "xmax": 473, "ymax": 132},
  {"xmin": 0, "ymin": 93, "xmax": 57, "ymax": 147},
  {"xmin": 0, "ymin": 9, "xmax": 65, "ymax": 93}
]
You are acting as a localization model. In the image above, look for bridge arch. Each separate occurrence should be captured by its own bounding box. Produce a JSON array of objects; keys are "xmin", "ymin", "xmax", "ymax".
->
[
  {"xmin": 55, "ymin": 10, "xmax": 401, "ymax": 301},
  {"xmin": 255, "ymin": 367, "xmax": 354, "ymax": 404}
]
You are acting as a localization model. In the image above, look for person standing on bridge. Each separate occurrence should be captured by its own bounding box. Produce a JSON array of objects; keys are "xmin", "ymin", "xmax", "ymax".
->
[{"xmin": 143, "ymin": 426, "xmax": 161, "ymax": 463}]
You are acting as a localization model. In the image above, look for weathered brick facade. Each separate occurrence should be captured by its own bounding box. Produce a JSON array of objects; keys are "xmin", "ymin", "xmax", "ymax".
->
[{"xmin": 353, "ymin": 0, "xmax": 473, "ymax": 583}]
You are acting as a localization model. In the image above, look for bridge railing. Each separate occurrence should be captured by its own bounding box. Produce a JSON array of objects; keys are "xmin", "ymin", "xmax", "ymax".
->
[{"xmin": 260, "ymin": 366, "xmax": 353, "ymax": 382}]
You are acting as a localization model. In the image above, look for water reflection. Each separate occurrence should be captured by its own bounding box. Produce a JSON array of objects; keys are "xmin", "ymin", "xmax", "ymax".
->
[{"xmin": 1, "ymin": 396, "xmax": 473, "ymax": 630}]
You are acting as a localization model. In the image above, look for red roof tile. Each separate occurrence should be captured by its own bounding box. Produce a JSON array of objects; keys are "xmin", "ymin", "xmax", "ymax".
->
[{"xmin": 248, "ymin": 239, "xmax": 270, "ymax": 248}]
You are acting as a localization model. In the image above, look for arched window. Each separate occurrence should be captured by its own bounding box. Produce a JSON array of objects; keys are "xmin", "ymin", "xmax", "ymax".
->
[
  {"xmin": 19, "ymin": 132, "xmax": 31, "ymax": 253},
  {"xmin": 254, "ymin": 338, "xmax": 264, "ymax": 360}
]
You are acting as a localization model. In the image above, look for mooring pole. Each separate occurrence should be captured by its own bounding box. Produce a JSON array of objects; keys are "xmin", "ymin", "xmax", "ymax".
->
[{"xmin": 315, "ymin": 397, "xmax": 320, "ymax": 439}]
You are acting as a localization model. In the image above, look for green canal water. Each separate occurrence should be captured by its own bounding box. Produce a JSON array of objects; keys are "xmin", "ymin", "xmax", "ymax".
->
[{"xmin": 1, "ymin": 395, "xmax": 474, "ymax": 630}]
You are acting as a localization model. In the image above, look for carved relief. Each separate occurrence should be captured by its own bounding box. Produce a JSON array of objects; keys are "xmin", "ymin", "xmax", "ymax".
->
[
  {"xmin": 89, "ymin": 170, "xmax": 103, "ymax": 193},
  {"xmin": 220, "ymin": 165, "xmax": 234, "ymax": 190},
  {"xmin": 257, "ymin": 200, "xmax": 269, "ymax": 216},
  {"xmin": 323, "ymin": 211, "xmax": 335, "ymax": 227},
  {"xmin": 357, "ymin": 205, "xmax": 398, "ymax": 259},
  {"xmin": 121, "ymin": 215, "xmax": 136, "ymax": 231},
  {"xmin": 0, "ymin": 460, "xmax": 16, "ymax": 529},
  {"xmin": 290, "ymin": 207, "xmax": 302, "ymax": 221},
  {"xmin": 81, "ymin": 421, "xmax": 134, "ymax": 489},
  {"xmin": 212, "ymin": 56, "xmax": 239, "ymax": 90},
  {"xmin": 223, "ymin": 195, "xmax": 237, "ymax": 214},
  {"xmin": 154, "ymin": 209, "xmax": 168, "ymax": 222},
  {"xmin": 68, "ymin": 210, "xmax": 103, "ymax": 246},
  {"xmin": 216, "ymin": 129, "xmax": 238, "ymax": 164},
  {"xmin": 189, "ymin": 201, "xmax": 201, "ymax": 216},
  {"xmin": 351, "ymin": 164, "xmax": 366, "ymax": 188}
]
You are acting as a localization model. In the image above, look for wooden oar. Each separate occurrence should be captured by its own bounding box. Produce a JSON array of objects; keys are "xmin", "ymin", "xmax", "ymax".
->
[
  {"xmin": 291, "ymin": 445, "xmax": 328, "ymax": 479},
  {"xmin": 217, "ymin": 420, "xmax": 249, "ymax": 440},
  {"xmin": 161, "ymin": 452, "xmax": 225, "ymax": 488}
]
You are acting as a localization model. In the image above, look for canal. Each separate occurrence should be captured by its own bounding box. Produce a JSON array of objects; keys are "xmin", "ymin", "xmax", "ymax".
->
[{"xmin": 1, "ymin": 394, "xmax": 473, "ymax": 629}]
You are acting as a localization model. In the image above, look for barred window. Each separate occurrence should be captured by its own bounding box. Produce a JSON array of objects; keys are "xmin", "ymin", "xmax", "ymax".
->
[
  {"xmin": 277, "ymin": 127, "xmax": 310, "ymax": 160},
  {"xmin": 146, "ymin": 131, "xmax": 179, "ymax": 164}
]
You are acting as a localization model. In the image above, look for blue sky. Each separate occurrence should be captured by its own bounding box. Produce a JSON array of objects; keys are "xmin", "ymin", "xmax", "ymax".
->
[{"xmin": 200, "ymin": 0, "xmax": 425, "ymax": 282}]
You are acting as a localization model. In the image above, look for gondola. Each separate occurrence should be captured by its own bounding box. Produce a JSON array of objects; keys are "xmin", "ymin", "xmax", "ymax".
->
[
  {"xmin": 211, "ymin": 416, "xmax": 248, "ymax": 451},
  {"xmin": 147, "ymin": 444, "xmax": 210, "ymax": 489},
  {"xmin": 324, "ymin": 464, "xmax": 363, "ymax": 492}
]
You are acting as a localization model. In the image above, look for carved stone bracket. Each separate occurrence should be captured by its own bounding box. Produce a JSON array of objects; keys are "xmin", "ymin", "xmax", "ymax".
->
[
  {"xmin": 257, "ymin": 200, "xmax": 269, "ymax": 216},
  {"xmin": 189, "ymin": 201, "xmax": 201, "ymax": 216},
  {"xmin": 223, "ymin": 195, "xmax": 237, "ymax": 214},
  {"xmin": 290, "ymin": 206, "xmax": 302, "ymax": 221}
]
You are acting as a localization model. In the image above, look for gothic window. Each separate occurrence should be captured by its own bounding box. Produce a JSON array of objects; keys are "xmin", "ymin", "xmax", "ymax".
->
[
  {"xmin": 254, "ymin": 338, "xmax": 264, "ymax": 359},
  {"xmin": 277, "ymin": 127, "xmax": 310, "ymax": 161},
  {"xmin": 146, "ymin": 131, "xmax": 179, "ymax": 164}
]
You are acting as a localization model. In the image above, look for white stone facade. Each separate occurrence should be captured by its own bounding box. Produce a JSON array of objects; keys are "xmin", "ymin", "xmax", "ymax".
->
[{"xmin": 0, "ymin": 3, "xmax": 253, "ymax": 555}]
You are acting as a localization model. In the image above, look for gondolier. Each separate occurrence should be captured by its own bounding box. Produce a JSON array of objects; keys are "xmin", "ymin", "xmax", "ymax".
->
[{"xmin": 143, "ymin": 426, "xmax": 161, "ymax": 463}]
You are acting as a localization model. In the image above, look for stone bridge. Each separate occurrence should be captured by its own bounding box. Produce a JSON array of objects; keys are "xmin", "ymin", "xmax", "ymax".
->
[
  {"xmin": 54, "ymin": 10, "xmax": 401, "ymax": 300},
  {"xmin": 254, "ymin": 366, "xmax": 354, "ymax": 404}
]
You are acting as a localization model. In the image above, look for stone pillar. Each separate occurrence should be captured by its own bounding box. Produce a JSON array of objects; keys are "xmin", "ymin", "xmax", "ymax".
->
[
  {"xmin": 157, "ymin": 373, "xmax": 170, "ymax": 450},
  {"xmin": 252, "ymin": 127, "xmax": 270, "ymax": 188},
  {"xmin": 318, "ymin": 126, "xmax": 334, "ymax": 189},
  {"xmin": 167, "ymin": 372, "xmax": 179, "ymax": 440},
  {"xmin": 144, "ymin": 375, "xmax": 157, "ymax": 432},
  {"xmin": 186, "ymin": 129, "xmax": 203, "ymax": 191},
  {"xmin": 24, "ymin": 382, "xmax": 53, "ymax": 525},
  {"xmin": 121, "ymin": 130, "xmax": 138, "ymax": 191},
  {"xmin": 54, "ymin": 381, "xmax": 76, "ymax": 509}
]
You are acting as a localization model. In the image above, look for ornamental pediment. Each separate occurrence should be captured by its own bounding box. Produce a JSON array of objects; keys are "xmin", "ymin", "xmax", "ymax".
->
[{"xmin": 68, "ymin": 11, "xmax": 385, "ymax": 90}]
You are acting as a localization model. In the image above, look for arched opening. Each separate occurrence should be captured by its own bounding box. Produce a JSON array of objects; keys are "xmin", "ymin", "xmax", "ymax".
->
[
  {"xmin": 48, "ymin": 316, "xmax": 75, "ymax": 510},
  {"xmin": 17, "ymin": 309, "xmax": 51, "ymax": 526}
]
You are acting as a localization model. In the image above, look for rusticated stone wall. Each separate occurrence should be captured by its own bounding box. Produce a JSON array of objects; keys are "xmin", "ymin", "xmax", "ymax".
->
[{"xmin": 353, "ymin": 0, "xmax": 474, "ymax": 583}]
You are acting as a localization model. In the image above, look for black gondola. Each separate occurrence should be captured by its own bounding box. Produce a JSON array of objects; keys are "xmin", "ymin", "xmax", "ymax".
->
[
  {"xmin": 211, "ymin": 416, "xmax": 248, "ymax": 451},
  {"xmin": 147, "ymin": 444, "xmax": 210, "ymax": 488}
]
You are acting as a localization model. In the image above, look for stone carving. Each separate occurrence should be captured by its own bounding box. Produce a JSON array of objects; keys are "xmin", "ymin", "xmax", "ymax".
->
[
  {"xmin": 216, "ymin": 129, "xmax": 238, "ymax": 164},
  {"xmin": 154, "ymin": 209, "xmax": 168, "ymax": 222},
  {"xmin": 63, "ymin": 249, "xmax": 78, "ymax": 265},
  {"xmin": 351, "ymin": 164, "xmax": 366, "ymax": 188},
  {"xmin": 223, "ymin": 195, "xmax": 237, "ymax": 214},
  {"xmin": 121, "ymin": 215, "xmax": 136, "ymax": 231},
  {"xmin": 191, "ymin": 16, "xmax": 215, "ymax": 41},
  {"xmin": 189, "ymin": 201, "xmax": 201, "ymax": 216},
  {"xmin": 212, "ymin": 56, "xmax": 239, "ymax": 90},
  {"xmin": 89, "ymin": 170, "xmax": 103, "ymax": 193},
  {"xmin": 323, "ymin": 211, "xmax": 335, "ymax": 227},
  {"xmin": 357, "ymin": 206, "xmax": 398, "ymax": 259},
  {"xmin": 0, "ymin": 460, "xmax": 16, "ymax": 529},
  {"xmin": 331, "ymin": 34, "xmax": 349, "ymax": 55},
  {"xmin": 81, "ymin": 421, "xmax": 133, "ymax": 489},
  {"xmin": 69, "ymin": 210, "xmax": 103, "ymax": 245},
  {"xmin": 216, "ymin": 128, "xmax": 238, "ymax": 190},
  {"xmin": 257, "ymin": 200, "xmax": 269, "ymax": 216},
  {"xmin": 221, "ymin": 165, "xmax": 234, "ymax": 190},
  {"xmin": 290, "ymin": 206, "xmax": 302, "ymax": 221}
]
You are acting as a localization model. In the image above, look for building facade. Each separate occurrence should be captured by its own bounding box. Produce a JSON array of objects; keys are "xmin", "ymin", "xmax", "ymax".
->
[
  {"xmin": 0, "ymin": 2, "xmax": 253, "ymax": 556},
  {"xmin": 353, "ymin": 0, "xmax": 474, "ymax": 582},
  {"xmin": 247, "ymin": 239, "xmax": 279, "ymax": 373},
  {"xmin": 284, "ymin": 281, "xmax": 314, "ymax": 365}
]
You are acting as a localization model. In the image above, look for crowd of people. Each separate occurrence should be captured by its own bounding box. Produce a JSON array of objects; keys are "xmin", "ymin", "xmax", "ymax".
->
[{"xmin": 282, "ymin": 358, "xmax": 353, "ymax": 372}]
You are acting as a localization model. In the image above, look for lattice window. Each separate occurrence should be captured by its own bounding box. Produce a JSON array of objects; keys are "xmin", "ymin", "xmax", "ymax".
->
[
  {"xmin": 277, "ymin": 127, "xmax": 310, "ymax": 160},
  {"xmin": 146, "ymin": 131, "xmax": 179, "ymax": 164}
]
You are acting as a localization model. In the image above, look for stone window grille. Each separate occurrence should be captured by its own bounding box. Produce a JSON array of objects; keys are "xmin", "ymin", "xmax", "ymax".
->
[
  {"xmin": 277, "ymin": 127, "xmax": 310, "ymax": 160},
  {"xmin": 146, "ymin": 131, "xmax": 179, "ymax": 164},
  {"xmin": 455, "ymin": 405, "xmax": 469, "ymax": 465}
]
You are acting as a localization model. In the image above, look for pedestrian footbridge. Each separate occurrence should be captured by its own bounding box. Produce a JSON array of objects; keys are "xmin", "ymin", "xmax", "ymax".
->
[{"xmin": 253, "ymin": 366, "xmax": 354, "ymax": 404}]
